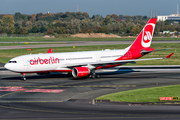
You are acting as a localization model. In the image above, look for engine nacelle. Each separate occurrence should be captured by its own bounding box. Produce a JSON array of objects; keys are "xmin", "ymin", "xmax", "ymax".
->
[{"xmin": 72, "ymin": 67, "xmax": 90, "ymax": 78}]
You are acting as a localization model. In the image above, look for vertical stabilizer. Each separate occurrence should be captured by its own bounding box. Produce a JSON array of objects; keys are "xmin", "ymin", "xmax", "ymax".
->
[{"xmin": 127, "ymin": 18, "xmax": 157, "ymax": 50}]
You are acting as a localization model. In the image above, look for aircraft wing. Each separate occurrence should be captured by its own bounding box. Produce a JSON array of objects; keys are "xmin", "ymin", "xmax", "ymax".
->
[{"xmin": 64, "ymin": 53, "xmax": 174, "ymax": 68}]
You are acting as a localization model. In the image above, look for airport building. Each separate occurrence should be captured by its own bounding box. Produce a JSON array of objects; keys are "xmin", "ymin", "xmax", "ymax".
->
[
  {"xmin": 157, "ymin": 4, "xmax": 180, "ymax": 21},
  {"xmin": 157, "ymin": 14, "xmax": 180, "ymax": 21}
]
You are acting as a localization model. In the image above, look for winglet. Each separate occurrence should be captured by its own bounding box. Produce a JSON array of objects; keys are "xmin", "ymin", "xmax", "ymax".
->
[
  {"xmin": 47, "ymin": 48, "xmax": 52, "ymax": 53},
  {"xmin": 165, "ymin": 53, "xmax": 174, "ymax": 58}
]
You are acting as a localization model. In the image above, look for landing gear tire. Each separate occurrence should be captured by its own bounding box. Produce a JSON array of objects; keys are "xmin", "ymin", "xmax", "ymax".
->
[
  {"xmin": 89, "ymin": 69, "xmax": 101, "ymax": 79},
  {"xmin": 89, "ymin": 74, "xmax": 101, "ymax": 79},
  {"xmin": 21, "ymin": 73, "xmax": 26, "ymax": 81},
  {"xmin": 92, "ymin": 75, "xmax": 96, "ymax": 79},
  {"xmin": 96, "ymin": 74, "xmax": 101, "ymax": 78}
]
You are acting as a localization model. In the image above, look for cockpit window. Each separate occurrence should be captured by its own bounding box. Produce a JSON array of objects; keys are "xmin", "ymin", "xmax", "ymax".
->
[{"xmin": 8, "ymin": 61, "xmax": 17, "ymax": 63}]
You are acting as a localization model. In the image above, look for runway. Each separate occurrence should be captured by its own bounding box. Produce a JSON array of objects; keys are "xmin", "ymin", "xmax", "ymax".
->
[{"xmin": 0, "ymin": 66, "xmax": 180, "ymax": 119}]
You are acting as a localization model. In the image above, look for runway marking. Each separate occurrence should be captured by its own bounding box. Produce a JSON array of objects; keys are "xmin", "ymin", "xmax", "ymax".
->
[
  {"xmin": 0, "ymin": 101, "xmax": 65, "ymax": 103},
  {"xmin": 0, "ymin": 77, "xmax": 136, "ymax": 98},
  {"xmin": 0, "ymin": 85, "xmax": 136, "ymax": 88},
  {"xmin": 24, "ymin": 89, "xmax": 65, "ymax": 93},
  {"xmin": 0, "ymin": 87, "xmax": 65, "ymax": 93}
]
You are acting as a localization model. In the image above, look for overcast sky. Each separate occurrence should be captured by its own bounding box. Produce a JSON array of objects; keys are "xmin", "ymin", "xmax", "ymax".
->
[{"xmin": 0, "ymin": 0, "xmax": 180, "ymax": 17}]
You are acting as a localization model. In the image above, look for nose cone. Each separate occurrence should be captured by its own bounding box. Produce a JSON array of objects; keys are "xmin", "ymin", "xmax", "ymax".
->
[
  {"xmin": 4, "ymin": 63, "xmax": 17, "ymax": 72},
  {"xmin": 4, "ymin": 63, "xmax": 10, "ymax": 70}
]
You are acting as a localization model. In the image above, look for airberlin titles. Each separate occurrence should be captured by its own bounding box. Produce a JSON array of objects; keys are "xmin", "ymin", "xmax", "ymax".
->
[{"xmin": 29, "ymin": 57, "xmax": 59, "ymax": 65}]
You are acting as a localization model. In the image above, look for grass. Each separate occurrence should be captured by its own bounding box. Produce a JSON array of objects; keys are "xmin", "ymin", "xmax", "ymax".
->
[
  {"xmin": 0, "ymin": 43, "xmax": 65, "ymax": 46},
  {"xmin": 0, "ymin": 43, "xmax": 179, "ymax": 64},
  {"xmin": 96, "ymin": 85, "xmax": 180, "ymax": 102},
  {"xmin": 0, "ymin": 36, "xmax": 180, "ymax": 42}
]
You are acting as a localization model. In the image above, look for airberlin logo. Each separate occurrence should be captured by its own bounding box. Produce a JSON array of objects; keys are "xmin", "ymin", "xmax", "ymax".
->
[
  {"xmin": 141, "ymin": 23, "xmax": 155, "ymax": 48},
  {"xmin": 29, "ymin": 57, "xmax": 59, "ymax": 65},
  {"xmin": 143, "ymin": 31, "xmax": 152, "ymax": 43}
]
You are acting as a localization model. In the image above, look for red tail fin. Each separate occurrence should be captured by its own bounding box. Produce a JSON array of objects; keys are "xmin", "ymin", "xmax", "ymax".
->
[{"xmin": 127, "ymin": 18, "xmax": 157, "ymax": 50}]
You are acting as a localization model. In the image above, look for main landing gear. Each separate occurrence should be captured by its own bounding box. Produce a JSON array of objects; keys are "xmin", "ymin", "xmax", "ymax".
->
[
  {"xmin": 21, "ymin": 73, "xmax": 26, "ymax": 81},
  {"xmin": 89, "ymin": 69, "xmax": 100, "ymax": 79},
  {"xmin": 89, "ymin": 74, "xmax": 100, "ymax": 79}
]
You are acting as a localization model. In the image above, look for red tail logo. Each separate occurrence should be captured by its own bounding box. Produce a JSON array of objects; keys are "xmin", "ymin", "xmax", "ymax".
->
[
  {"xmin": 143, "ymin": 31, "xmax": 151, "ymax": 43},
  {"xmin": 141, "ymin": 23, "xmax": 155, "ymax": 47},
  {"xmin": 128, "ymin": 18, "xmax": 157, "ymax": 50}
]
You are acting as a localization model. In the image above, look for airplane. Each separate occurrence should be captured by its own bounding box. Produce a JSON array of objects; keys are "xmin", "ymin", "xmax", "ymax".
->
[{"xmin": 4, "ymin": 18, "xmax": 174, "ymax": 80}]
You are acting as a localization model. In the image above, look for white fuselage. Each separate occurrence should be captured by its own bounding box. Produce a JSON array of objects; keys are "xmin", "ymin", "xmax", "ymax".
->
[{"xmin": 4, "ymin": 49, "xmax": 128, "ymax": 73}]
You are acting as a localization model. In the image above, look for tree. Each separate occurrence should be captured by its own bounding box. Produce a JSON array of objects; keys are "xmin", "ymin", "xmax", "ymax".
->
[
  {"xmin": 143, "ymin": 16, "xmax": 147, "ymax": 20},
  {"xmin": 35, "ymin": 21, "xmax": 49, "ymax": 27},
  {"xmin": 0, "ymin": 19, "xmax": 3, "ymax": 33},
  {"xmin": 97, "ymin": 27, "xmax": 108, "ymax": 34},
  {"xmin": 126, "ymin": 16, "xmax": 131, "ymax": 22},
  {"xmin": 47, "ymin": 28, "xmax": 54, "ymax": 34},
  {"xmin": 40, "ymin": 26, "xmax": 47, "ymax": 33},
  {"xmin": 14, "ymin": 20, "xmax": 23, "ymax": 28},
  {"xmin": 14, "ymin": 12, "xmax": 28, "ymax": 21},
  {"xmin": 30, "ymin": 14, "xmax": 36, "ymax": 23},
  {"xmin": 57, "ymin": 27, "xmax": 66, "ymax": 34},
  {"xmin": 92, "ymin": 15, "xmax": 95, "ymax": 19},
  {"xmin": 82, "ymin": 12, "xmax": 89, "ymax": 18},
  {"xmin": 131, "ymin": 24, "xmax": 141, "ymax": 34},
  {"xmin": 36, "ymin": 13, "xmax": 43, "ymax": 21},
  {"xmin": 103, "ymin": 16, "xmax": 111, "ymax": 25},
  {"xmin": 111, "ymin": 14, "xmax": 118, "ymax": 19},
  {"xmin": 25, "ymin": 21, "xmax": 33, "ymax": 32},
  {"xmin": 15, "ymin": 27, "xmax": 28, "ymax": 34},
  {"xmin": 1, "ymin": 15, "xmax": 15, "ymax": 33},
  {"xmin": 30, "ymin": 26, "xmax": 40, "ymax": 33}
]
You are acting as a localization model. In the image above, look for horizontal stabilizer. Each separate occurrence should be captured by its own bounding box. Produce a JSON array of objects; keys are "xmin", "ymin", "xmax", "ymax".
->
[
  {"xmin": 141, "ymin": 48, "xmax": 173, "ymax": 55},
  {"xmin": 165, "ymin": 53, "xmax": 174, "ymax": 58}
]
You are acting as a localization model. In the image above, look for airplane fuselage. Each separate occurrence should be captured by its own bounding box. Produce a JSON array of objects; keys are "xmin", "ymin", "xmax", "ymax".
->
[{"xmin": 5, "ymin": 49, "xmax": 128, "ymax": 73}]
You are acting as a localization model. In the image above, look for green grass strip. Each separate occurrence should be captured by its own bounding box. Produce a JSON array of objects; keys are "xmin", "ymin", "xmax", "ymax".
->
[
  {"xmin": 0, "ymin": 43, "xmax": 65, "ymax": 46},
  {"xmin": 96, "ymin": 85, "xmax": 180, "ymax": 102}
]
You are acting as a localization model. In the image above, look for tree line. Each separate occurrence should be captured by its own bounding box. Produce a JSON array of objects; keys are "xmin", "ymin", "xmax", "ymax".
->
[{"xmin": 0, "ymin": 12, "xmax": 179, "ymax": 36}]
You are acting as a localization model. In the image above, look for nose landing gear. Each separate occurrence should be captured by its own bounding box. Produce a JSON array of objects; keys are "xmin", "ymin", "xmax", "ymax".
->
[{"xmin": 21, "ymin": 73, "xmax": 26, "ymax": 81}]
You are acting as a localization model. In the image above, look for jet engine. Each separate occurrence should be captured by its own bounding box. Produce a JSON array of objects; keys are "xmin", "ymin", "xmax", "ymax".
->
[{"xmin": 72, "ymin": 67, "xmax": 90, "ymax": 78}]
